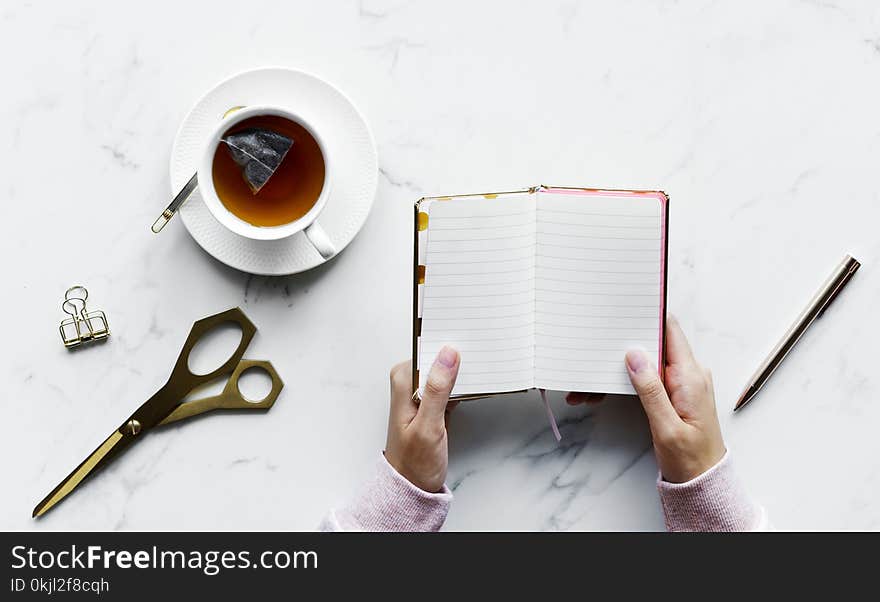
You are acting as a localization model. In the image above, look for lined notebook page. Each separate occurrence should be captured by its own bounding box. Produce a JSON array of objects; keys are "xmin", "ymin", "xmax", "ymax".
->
[
  {"xmin": 534, "ymin": 190, "xmax": 664, "ymax": 394},
  {"xmin": 419, "ymin": 194, "xmax": 536, "ymax": 396}
]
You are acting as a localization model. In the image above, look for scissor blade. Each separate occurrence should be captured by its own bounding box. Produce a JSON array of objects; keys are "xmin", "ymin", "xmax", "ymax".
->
[{"xmin": 33, "ymin": 430, "xmax": 130, "ymax": 518}]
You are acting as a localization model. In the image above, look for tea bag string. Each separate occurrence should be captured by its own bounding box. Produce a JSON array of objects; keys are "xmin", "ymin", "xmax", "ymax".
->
[{"xmin": 221, "ymin": 139, "xmax": 277, "ymax": 173}]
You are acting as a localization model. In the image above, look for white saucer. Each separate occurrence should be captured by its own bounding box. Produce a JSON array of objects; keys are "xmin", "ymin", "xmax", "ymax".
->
[{"xmin": 170, "ymin": 67, "xmax": 378, "ymax": 275}]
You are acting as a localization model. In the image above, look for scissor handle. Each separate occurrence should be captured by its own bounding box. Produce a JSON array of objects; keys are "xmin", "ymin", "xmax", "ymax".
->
[
  {"xmin": 168, "ymin": 307, "xmax": 257, "ymax": 392},
  {"xmin": 125, "ymin": 307, "xmax": 266, "ymax": 433},
  {"xmin": 158, "ymin": 360, "xmax": 283, "ymax": 425}
]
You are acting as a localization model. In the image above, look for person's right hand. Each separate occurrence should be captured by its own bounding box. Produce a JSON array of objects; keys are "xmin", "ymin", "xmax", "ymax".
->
[{"xmin": 624, "ymin": 316, "xmax": 727, "ymax": 483}]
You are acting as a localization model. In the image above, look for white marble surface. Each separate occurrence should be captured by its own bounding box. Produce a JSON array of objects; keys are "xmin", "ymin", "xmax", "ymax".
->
[{"xmin": 3, "ymin": 0, "xmax": 880, "ymax": 531}]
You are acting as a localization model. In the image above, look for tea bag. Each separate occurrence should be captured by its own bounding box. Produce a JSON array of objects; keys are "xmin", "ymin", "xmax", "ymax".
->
[{"xmin": 221, "ymin": 128, "xmax": 294, "ymax": 193}]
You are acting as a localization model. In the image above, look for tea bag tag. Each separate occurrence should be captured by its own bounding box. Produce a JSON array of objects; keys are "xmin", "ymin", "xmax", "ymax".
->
[
  {"xmin": 59, "ymin": 286, "xmax": 110, "ymax": 349},
  {"xmin": 222, "ymin": 128, "xmax": 294, "ymax": 193},
  {"xmin": 150, "ymin": 106, "xmax": 247, "ymax": 234}
]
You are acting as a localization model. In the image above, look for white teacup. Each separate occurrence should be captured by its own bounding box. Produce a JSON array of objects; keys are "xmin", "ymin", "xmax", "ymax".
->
[{"xmin": 197, "ymin": 105, "xmax": 336, "ymax": 258}]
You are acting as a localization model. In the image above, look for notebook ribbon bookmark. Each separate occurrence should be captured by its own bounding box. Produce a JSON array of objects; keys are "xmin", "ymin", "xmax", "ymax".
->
[{"xmin": 539, "ymin": 389, "xmax": 562, "ymax": 442}]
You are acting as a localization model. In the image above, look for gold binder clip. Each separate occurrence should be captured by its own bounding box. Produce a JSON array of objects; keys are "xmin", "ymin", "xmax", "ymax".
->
[{"xmin": 59, "ymin": 286, "xmax": 110, "ymax": 349}]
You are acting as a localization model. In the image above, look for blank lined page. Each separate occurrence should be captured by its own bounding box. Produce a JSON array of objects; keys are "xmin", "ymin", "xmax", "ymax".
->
[
  {"xmin": 419, "ymin": 194, "xmax": 536, "ymax": 396},
  {"xmin": 534, "ymin": 190, "xmax": 664, "ymax": 394}
]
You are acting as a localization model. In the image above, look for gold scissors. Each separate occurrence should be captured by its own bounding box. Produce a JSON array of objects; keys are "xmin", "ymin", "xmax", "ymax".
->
[{"xmin": 33, "ymin": 307, "xmax": 283, "ymax": 518}]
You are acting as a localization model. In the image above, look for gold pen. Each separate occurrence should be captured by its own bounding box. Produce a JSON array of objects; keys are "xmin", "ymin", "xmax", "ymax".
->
[{"xmin": 734, "ymin": 254, "xmax": 861, "ymax": 412}]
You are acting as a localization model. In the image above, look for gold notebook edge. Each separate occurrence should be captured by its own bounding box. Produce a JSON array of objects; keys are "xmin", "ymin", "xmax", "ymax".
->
[
  {"xmin": 416, "ymin": 187, "xmax": 535, "ymax": 206},
  {"xmin": 537, "ymin": 184, "xmax": 669, "ymax": 196},
  {"xmin": 411, "ymin": 202, "xmax": 420, "ymax": 399}
]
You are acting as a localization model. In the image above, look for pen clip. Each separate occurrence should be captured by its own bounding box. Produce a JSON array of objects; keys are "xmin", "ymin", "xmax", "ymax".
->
[{"xmin": 816, "ymin": 259, "xmax": 860, "ymax": 319}]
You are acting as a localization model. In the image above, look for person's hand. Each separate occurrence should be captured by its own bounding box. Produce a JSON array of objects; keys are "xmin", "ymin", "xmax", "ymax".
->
[
  {"xmin": 624, "ymin": 316, "xmax": 726, "ymax": 483},
  {"xmin": 385, "ymin": 346, "xmax": 460, "ymax": 493}
]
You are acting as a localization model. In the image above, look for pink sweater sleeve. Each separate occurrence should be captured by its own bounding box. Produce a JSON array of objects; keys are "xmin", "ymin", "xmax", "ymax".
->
[
  {"xmin": 320, "ymin": 454, "xmax": 452, "ymax": 532},
  {"xmin": 322, "ymin": 451, "xmax": 766, "ymax": 532},
  {"xmin": 657, "ymin": 451, "xmax": 769, "ymax": 532}
]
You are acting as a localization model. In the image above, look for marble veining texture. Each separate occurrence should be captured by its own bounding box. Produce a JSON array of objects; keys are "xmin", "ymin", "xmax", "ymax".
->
[{"xmin": 2, "ymin": 0, "xmax": 880, "ymax": 531}]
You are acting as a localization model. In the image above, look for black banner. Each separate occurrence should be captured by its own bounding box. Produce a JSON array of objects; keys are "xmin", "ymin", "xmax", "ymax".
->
[{"xmin": 0, "ymin": 531, "xmax": 872, "ymax": 598}]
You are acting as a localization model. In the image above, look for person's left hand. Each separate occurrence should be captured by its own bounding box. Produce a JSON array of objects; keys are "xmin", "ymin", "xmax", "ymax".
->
[{"xmin": 385, "ymin": 347, "xmax": 460, "ymax": 493}]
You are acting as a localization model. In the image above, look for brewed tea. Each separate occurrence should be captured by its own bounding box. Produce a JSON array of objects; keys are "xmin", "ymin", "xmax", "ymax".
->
[{"xmin": 212, "ymin": 114, "xmax": 325, "ymax": 227}]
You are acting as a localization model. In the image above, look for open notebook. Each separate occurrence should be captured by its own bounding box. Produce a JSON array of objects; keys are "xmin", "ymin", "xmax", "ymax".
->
[{"xmin": 412, "ymin": 186, "xmax": 668, "ymax": 400}]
